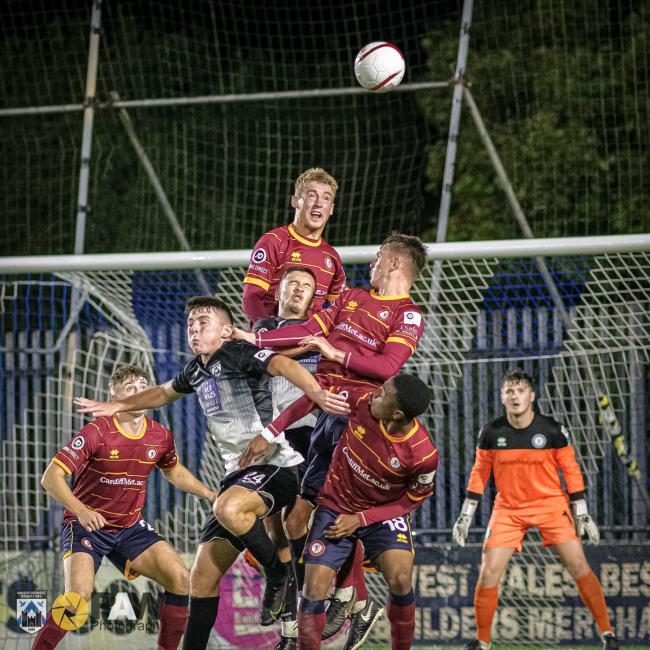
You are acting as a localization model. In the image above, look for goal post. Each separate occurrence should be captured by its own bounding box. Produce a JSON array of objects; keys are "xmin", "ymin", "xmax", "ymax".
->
[
  {"xmin": 1, "ymin": 233, "xmax": 649, "ymax": 647},
  {"xmin": 2, "ymin": 234, "xmax": 649, "ymax": 273}
]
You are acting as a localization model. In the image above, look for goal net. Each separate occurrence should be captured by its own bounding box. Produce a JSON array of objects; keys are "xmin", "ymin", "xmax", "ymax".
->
[{"xmin": 1, "ymin": 237, "xmax": 648, "ymax": 648}]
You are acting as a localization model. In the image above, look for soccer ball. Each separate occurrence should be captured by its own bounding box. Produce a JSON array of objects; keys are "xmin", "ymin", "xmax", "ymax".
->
[{"xmin": 354, "ymin": 42, "xmax": 405, "ymax": 93}]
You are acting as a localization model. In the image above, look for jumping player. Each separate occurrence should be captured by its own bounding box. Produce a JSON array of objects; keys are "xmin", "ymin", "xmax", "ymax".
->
[
  {"xmin": 235, "ymin": 233, "xmax": 428, "ymax": 467},
  {"xmin": 75, "ymin": 297, "xmax": 349, "ymax": 650},
  {"xmin": 234, "ymin": 232, "xmax": 429, "ymax": 646},
  {"xmin": 453, "ymin": 369, "xmax": 620, "ymax": 650},
  {"xmin": 34, "ymin": 364, "xmax": 217, "ymax": 650},
  {"xmin": 298, "ymin": 375, "xmax": 438, "ymax": 650},
  {"xmin": 253, "ymin": 266, "xmax": 320, "ymax": 649},
  {"xmin": 242, "ymin": 167, "xmax": 346, "ymax": 325}
]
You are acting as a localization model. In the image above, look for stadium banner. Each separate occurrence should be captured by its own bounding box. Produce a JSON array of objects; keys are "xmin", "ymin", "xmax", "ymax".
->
[
  {"xmin": 2, "ymin": 545, "xmax": 648, "ymax": 647},
  {"xmin": 410, "ymin": 544, "xmax": 650, "ymax": 646}
]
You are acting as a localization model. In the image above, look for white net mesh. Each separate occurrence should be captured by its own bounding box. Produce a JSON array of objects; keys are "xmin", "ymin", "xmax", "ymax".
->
[{"xmin": 1, "ymin": 245, "xmax": 649, "ymax": 647}]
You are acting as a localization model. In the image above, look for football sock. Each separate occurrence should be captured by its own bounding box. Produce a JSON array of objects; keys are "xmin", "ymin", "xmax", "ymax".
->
[
  {"xmin": 157, "ymin": 591, "xmax": 189, "ymax": 650},
  {"xmin": 335, "ymin": 544, "xmax": 356, "ymax": 589},
  {"xmin": 289, "ymin": 534, "xmax": 308, "ymax": 588},
  {"xmin": 182, "ymin": 596, "xmax": 219, "ymax": 650},
  {"xmin": 575, "ymin": 571, "xmax": 612, "ymax": 634},
  {"xmin": 351, "ymin": 543, "xmax": 369, "ymax": 603},
  {"xmin": 474, "ymin": 585, "xmax": 499, "ymax": 644},
  {"xmin": 333, "ymin": 585, "xmax": 354, "ymax": 601},
  {"xmin": 387, "ymin": 590, "xmax": 416, "ymax": 650},
  {"xmin": 297, "ymin": 596, "xmax": 326, "ymax": 650},
  {"xmin": 284, "ymin": 573, "xmax": 298, "ymax": 617},
  {"xmin": 239, "ymin": 518, "xmax": 277, "ymax": 571},
  {"xmin": 31, "ymin": 612, "xmax": 67, "ymax": 649}
]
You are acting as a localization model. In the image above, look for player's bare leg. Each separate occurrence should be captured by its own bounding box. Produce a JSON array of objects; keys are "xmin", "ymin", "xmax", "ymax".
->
[
  {"xmin": 215, "ymin": 485, "xmax": 291, "ymax": 624},
  {"xmin": 129, "ymin": 540, "xmax": 190, "ymax": 650},
  {"xmin": 298, "ymin": 562, "xmax": 337, "ymax": 650},
  {"xmin": 183, "ymin": 538, "xmax": 240, "ymax": 650},
  {"xmin": 130, "ymin": 539, "xmax": 189, "ymax": 591},
  {"xmin": 32, "ymin": 553, "xmax": 95, "ymax": 649},
  {"xmin": 63, "ymin": 552, "xmax": 96, "ymax": 601},
  {"xmin": 284, "ymin": 495, "xmax": 314, "ymax": 587},
  {"xmin": 465, "ymin": 546, "xmax": 514, "ymax": 650},
  {"xmin": 553, "ymin": 540, "xmax": 618, "ymax": 648},
  {"xmin": 477, "ymin": 546, "xmax": 513, "ymax": 587}
]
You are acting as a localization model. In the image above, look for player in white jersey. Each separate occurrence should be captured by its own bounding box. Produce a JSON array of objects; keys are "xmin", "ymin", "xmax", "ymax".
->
[{"xmin": 76, "ymin": 296, "xmax": 349, "ymax": 650}]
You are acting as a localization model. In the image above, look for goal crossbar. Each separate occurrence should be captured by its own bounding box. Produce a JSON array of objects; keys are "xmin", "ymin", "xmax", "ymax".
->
[{"xmin": 2, "ymin": 234, "xmax": 649, "ymax": 273}]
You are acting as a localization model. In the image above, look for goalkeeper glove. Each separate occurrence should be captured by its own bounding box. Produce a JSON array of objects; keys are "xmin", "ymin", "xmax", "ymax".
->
[
  {"xmin": 452, "ymin": 498, "xmax": 478, "ymax": 547},
  {"xmin": 571, "ymin": 498, "xmax": 600, "ymax": 545}
]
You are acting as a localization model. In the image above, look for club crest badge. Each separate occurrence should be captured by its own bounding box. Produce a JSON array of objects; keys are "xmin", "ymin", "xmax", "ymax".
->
[
  {"xmin": 532, "ymin": 433, "xmax": 547, "ymax": 448},
  {"xmin": 17, "ymin": 591, "xmax": 46, "ymax": 634}
]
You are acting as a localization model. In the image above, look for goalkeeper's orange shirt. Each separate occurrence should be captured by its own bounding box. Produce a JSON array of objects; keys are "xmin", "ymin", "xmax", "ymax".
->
[{"xmin": 466, "ymin": 413, "xmax": 585, "ymax": 514}]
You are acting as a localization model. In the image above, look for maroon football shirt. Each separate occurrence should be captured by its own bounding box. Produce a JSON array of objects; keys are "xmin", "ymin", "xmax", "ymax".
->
[
  {"xmin": 319, "ymin": 394, "xmax": 438, "ymax": 526},
  {"xmin": 256, "ymin": 286, "xmax": 424, "ymax": 397},
  {"xmin": 243, "ymin": 224, "xmax": 346, "ymax": 321},
  {"xmin": 54, "ymin": 416, "xmax": 178, "ymax": 529}
]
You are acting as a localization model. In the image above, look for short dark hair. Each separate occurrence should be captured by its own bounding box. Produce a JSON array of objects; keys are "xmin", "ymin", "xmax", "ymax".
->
[
  {"xmin": 280, "ymin": 266, "xmax": 317, "ymax": 286},
  {"xmin": 184, "ymin": 296, "xmax": 233, "ymax": 324},
  {"xmin": 109, "ymin": 364, "xmax": 150, "ymax": 390},
  {"xmin": 381, "ymin": 232, "xmax": 428, "ymax": 279},
  {"xmin": 393, "ymin": 374, "xmax": 432, "ymax": 419},
  {"xmin": 501, "ymin": 369, "xmax": 534, "ymax": 390}
]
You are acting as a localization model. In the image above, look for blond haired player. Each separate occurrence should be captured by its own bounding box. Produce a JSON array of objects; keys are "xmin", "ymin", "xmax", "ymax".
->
[
  {"xmin": 242, "ymin": 167, "xmax": 346, "ymax": 325},
  {"xmin": 453, "ymin": 369, "xmax": 620, "ymax": 650}
]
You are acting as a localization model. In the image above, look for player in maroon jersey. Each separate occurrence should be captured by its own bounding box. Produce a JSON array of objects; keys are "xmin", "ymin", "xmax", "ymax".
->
[
  {"xmin": 298, "ymin": 374, "xmax": 437, "ymax": 650},
  {"xmin": 242, "ymin": 167, "xmax": 346, "ymax": 325},
  {"xmin": 234, "ymin": 232, "xmax": 428, "ymax": 646},
  {"xmin": 234, "ymin": 232, "xmax": 428, "ymax": 468},
  {"xmin": 33, "ymin": 364, "xmax": 217, "ymax": 650}
]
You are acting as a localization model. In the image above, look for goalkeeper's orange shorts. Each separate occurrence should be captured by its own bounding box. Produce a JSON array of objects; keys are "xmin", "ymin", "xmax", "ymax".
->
[{"xmin": 484, "ymin": 507, "xmax": 579, "ymax": 553}]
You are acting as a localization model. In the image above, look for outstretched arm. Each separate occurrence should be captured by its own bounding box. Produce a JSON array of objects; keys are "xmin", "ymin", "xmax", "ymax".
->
[
  {"xmin": 41, "ymin": 461, "xmax": 106, "ymax": 532},
  {"xmin": 300, "ymin": 336, "xmax": 412, "ymax": 381},
  {"xmin": 237, "ymin": 355, "xmax": 350, "ymax": 469},
  {"xmin": 266, "ymin": 355, "xmax": 350, "ymax": 416},
  {"xmin": 161, "ymin": 463, "xmax": 217, "ymax": 503},
  {"xmin": 74, "ymin": 380, "xmax": 183, "ymax": 417}
]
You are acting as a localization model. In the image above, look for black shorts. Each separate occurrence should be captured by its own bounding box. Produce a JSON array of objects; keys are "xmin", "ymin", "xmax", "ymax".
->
[
  {"xmin": 300, "ymin": 412, "xmax": 348, "ymax": 505},
  {"xmin": 199, "ymin": 464, "xmax": 299, "ymax": 550},
  {"xmin": 285, "ymin": 425, "xmax": 313, "ymax": 481}
]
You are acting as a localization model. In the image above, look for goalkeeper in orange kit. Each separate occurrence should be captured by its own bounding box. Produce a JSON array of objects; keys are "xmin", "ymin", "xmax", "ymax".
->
[{"xmin": 453, "ymin": 369, "xmax": 620, "ymax": 650}]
